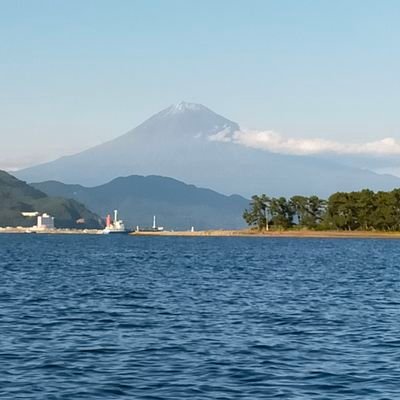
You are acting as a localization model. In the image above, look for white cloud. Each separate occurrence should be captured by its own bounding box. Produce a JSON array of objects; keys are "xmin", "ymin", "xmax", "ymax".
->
[
  {"xmin": 208, "ymin": 128, "xmax": 232, "ymax": 143},
  {"xmin": 208, "ymin": 129, "xmax": 400, "ymax": 157}
]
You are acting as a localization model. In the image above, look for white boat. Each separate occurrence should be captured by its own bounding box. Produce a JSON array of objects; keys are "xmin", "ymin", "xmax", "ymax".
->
[{"xmin": 102, "ymin": 210, "xmax": 128, "ymax": 234}]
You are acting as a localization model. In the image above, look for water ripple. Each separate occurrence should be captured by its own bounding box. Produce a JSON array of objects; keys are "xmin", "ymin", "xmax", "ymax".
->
[{"xmin": 1, "ymin": 234, "xmax": 400, "ymax": 399}]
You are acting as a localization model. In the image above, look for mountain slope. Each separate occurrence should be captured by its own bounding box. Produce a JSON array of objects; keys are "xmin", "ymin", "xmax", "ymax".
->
[
  {"xmin": 32, "ymin": 175, "xmax": 249, "ymax": 230},
  {"xmin": 0, "ymin": 170, "xmax": 102, "ymax": 228},
  {"xmin": 16, "ymin": 101, "xmax": 400, "ymax": 198}
]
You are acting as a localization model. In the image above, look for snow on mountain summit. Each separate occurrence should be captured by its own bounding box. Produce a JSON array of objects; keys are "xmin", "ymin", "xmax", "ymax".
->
[
  {"xmin": 15, "ymin": 102, "xmax": 400, "ymax": 198},
  {"xmin": 142, "ymin": 101, "xmax": 240, "ymax": 137},
  {"xmin": 166, "ymin": 101, "xmax": 207, "ymax": 115}
]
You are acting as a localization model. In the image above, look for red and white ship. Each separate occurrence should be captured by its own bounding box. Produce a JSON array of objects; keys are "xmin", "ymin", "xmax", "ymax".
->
[{"xmin": 102, "ymin": 210, "xmax": 128, "ymax": 234}]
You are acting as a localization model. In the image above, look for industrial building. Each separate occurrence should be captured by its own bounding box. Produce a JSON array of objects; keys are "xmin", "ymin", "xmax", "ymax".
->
[{"xmin": 36, "ymin": 213, "xmax": 55, "ymax": 229}]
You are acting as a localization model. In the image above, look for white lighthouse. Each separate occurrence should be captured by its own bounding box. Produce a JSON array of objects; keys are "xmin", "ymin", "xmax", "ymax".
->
[{"xmin": 152, "ymin": 215, "xmax": 164, "ymax": 231}]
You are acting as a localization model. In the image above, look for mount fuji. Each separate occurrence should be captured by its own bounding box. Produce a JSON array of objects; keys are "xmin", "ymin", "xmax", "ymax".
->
[{"xmin": 16, "ymin": 102, "xmax": 400, "ymax": 198}]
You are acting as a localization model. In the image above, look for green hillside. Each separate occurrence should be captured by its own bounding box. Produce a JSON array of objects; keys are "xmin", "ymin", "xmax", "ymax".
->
[
  {"xmin": 0, "ymin": 170, "xmax": 102, "ymax": 228},
  {"xmin": 32, "ymin": 175, "xmax": 249, "ymax": 230}
]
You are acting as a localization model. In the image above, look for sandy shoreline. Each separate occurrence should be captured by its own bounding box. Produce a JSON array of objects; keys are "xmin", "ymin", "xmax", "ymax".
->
[
  {"xmin": 131, "ymin": 229, "xmax": 400, "ymax": 239},
  {"xmin": 2, "ymin": 227, "xmax": 400, "ymax": 239}
]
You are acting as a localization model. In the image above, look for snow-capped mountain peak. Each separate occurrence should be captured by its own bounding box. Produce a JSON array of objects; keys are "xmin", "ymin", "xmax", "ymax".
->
[{"xmin": 167, "ymin": 101, "xmax": 205, "ymax": 114}]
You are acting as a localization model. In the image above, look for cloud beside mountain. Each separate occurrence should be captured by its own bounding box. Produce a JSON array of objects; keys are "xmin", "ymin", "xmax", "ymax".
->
[
  {"xmin": 15, "ymin": 101, "xmax": 400, "ymax": 198},
  {"xmin": 209, "ymin": 130, "xmax": 400, "ymax": 157}
]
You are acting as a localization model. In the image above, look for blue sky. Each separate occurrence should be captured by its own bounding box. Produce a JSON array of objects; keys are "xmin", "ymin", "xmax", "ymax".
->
[{"xmin": 1, "ymin": 0, "xmax": 400, "ymax": 170}]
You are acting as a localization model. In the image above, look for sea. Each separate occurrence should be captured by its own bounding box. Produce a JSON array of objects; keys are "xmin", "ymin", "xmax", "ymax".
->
[{"xmin": 1, "ymin": 234, "xmax": 400, "ymax": 399}]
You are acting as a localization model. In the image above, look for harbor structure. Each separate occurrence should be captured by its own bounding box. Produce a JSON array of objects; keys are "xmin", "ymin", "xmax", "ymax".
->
[
  {"xmin": 37, "ymin": 213, "xmax": 55, "ymax": 229},
  {"xmin": 152, "ymin": 215, "xmax": 164, "ymax": 231},
  {"xmin": 135, "ymin": 215, "xmax": 165, "ymax": 232}
]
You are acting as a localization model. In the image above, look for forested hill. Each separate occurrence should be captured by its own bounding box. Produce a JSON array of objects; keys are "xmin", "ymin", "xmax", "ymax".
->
[
  {"xmin": 32, "ymin": 175, "xmax": 249, "ymax": 230},
  {"xmin": 0, "ymin": 170, "xmax": 102, "ymax": 228}
]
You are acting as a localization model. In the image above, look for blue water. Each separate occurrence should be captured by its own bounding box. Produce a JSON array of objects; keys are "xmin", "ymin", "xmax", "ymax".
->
[{"xmin": 1, "ymin": 234, "xmax": 400, "ymax": 399}]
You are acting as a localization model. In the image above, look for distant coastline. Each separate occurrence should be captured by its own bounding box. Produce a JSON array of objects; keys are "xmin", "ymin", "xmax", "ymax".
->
[
  {"xmin": 0, "ymin": 227, "xmax": 102, "ymax": 235},
  {"xmin": 131, "ymin": 229, "xmax": 400, "ymax": 239},
  {"xmin": 4, "ymin": 226, "xmax": 400, "ymax": 239}
]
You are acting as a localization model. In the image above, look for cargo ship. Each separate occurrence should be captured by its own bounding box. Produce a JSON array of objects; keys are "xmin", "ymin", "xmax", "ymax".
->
[{"xmin": 102, "ymin": 210, "xmax": 129, "ymax": 234}]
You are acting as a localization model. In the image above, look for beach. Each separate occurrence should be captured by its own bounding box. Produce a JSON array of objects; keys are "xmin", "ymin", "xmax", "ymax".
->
[{"xmin": 131, "ymin": 229, "xmax": 400, "ymax": 239}]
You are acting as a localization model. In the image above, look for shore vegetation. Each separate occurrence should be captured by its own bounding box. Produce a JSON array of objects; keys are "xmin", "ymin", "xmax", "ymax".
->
[{"xmin": 243, "ymin": 189, "xmax": 400, "ymax": 232}]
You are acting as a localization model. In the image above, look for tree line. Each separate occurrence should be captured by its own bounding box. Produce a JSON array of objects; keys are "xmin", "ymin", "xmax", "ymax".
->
[{"xmin": 243, "ymin": 189, "xmax": 400, "ymax": 231}]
